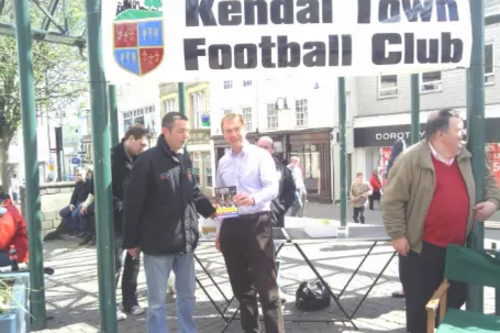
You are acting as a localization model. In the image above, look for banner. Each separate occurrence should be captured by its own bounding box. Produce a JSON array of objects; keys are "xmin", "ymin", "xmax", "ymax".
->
[
  {"xmin": 487, "ymin": 144, "xmax": 500, "ymax": 188},
  {"xmin": 102, "ymin": 0, "xmax": 472, "ymax": 83}
]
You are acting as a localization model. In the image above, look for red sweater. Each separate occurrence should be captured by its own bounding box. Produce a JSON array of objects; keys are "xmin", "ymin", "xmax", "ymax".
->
[
  {"xmin": 370, "ymin": 175, "xmax": 382, "ymax": 191},
  {"xmin": 0, "ymin": 200, "xmax": 29, "ymax": 263},
  {"xmin": 422, "ymin": 157, "xmax": 469, "ymax": 248}
]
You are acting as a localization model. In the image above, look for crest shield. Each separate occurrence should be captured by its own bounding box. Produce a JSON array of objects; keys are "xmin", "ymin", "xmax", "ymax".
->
[{"xmin": 113, "ymin": 9, "xmax": 164, "ymax": 76}]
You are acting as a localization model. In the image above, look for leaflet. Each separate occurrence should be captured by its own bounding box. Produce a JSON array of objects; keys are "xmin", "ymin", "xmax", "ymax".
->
[{"xmin": 214, "ymin": 186, "xmax": 238, "ymax": 219}]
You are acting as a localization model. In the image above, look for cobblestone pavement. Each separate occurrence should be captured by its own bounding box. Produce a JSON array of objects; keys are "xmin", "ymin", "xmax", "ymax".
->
[{"xmin": 34, "ymin": 234, "xmax": 496, "ymax": 333}]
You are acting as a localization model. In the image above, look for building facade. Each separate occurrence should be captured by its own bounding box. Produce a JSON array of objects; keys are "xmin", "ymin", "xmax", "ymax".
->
[
  {"xmin": 352, "ymin": 2, "xmax": 500, "ymax": 189},
  {"xmin": 159, "ymin": 82, "xmax": 213, "ymax": 197},
  {"xmin": 210, "ymin": 77, "xmax": 338, "ymax": 203}
]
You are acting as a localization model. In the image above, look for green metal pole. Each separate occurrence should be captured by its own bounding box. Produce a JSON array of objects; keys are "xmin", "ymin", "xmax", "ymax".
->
[
  {"xmin": 338, "ymin": 77, "xmax": 347, "ymax": 227},
  {"xmin": 178, "ymin": 82, "xmax": 186, "ymax": 115},
  {"xmin": 466, "ymin": 0, "xmax": 485, "ymax": 313},
  {"xmin": 84, "ymin": 0, "xmax": 118, "ymax": 331},
  {"xmin": 13, "ymin": 0, "xmax": 46, "ymax": 329},
  {"xmin": 410, "ymin": 74, "xmax": 420, "ymax": 145},
  {"xmin": 108, "ymin": 85, "xmax": 119, "ymax": 146}
]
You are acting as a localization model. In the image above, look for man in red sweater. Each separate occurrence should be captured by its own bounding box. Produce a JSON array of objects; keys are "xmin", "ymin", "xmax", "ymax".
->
[
  {"xmin": 381, "ymin": 109, "xmax": 500, "ymax": 333},
  {"xmin": 0, "ymin": 193, "xmax": 29, "ymax": 267}
]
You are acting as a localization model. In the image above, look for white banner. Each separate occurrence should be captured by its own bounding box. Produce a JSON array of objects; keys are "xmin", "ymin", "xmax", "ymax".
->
[{"xmin": 102, "ymin": 0, "xmax": 472, "ymax": 84}]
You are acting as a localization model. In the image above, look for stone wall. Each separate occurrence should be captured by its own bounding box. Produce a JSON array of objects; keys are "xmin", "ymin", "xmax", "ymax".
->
[{"xmin": 20, "ymin": 182, "xmax": 74, "ymax": 237}]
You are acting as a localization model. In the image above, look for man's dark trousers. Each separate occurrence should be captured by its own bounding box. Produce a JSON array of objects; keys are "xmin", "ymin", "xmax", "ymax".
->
[
  {"xmin": 399, "ymin": 241, "xmax": 466, "ymax": 333},
  {"xmin": 220, "ymin": 212, "xmax": 285, "ymax": 333},
  {"xmin": 114, "ymin": 209, "xmax": 140, "ymax": 310}
]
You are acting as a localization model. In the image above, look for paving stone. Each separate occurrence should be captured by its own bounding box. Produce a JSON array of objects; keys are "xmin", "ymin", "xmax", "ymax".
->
[{"xmin": 32, "ymin": 238, "xmax": 496, "ymax": 333}]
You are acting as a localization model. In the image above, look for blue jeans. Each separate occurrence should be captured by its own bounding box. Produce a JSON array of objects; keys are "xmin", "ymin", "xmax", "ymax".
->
[
  {"xmin": 59, "ymin": 203, "xmax": 89, "ymax": 232},
  {"xmin": 0, "ymin": 251, "xmax": 10, "ymax": 267},
  {"xmin": 144, "ymin": 252, "xmax": 196, "ymax": 333},
  {"xmin": 290, "ymin": 189, "xmax": 303, "ymax": 217}
]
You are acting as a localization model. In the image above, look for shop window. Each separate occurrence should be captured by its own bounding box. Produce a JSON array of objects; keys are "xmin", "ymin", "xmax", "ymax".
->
[
  {"xmin": 378, "ymin": 75, "xmax": 398, "ymax": 98},
  {"xmin": 291, "ymin": 143, "xmax": 321, "ymax": 195},
  {"xmin": 485, "ymin": 43, "xmax": 495, "ymax": 85},
  {"xmin": 487, "ymin": 144, "xmax": 500, "ymax": 188},
  {"xmin": 267, "ymin": 103, "xmax": 278, "ymax": 129},
  {"xmin": 420, "ymin": 71, "xmax": 442, "ymax": 93}
]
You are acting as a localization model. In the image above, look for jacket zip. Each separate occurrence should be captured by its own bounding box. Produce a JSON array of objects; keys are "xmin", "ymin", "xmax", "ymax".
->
[{"xmin": 178, "ymin": 159, "xmax": 187, "ymax": 254}]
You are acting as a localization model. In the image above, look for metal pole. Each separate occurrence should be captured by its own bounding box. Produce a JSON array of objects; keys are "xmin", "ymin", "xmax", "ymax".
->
[
  {"xmin": 108, "ymin": 85, "xmax": 119, "ymax": 146},
  {"xmin": 410, "ymin": 74, "xmax": 420, "ymax": 145},
  {"xmin": 13, "ymin": 0, "xmax": 46, "ymax": 329},
  {"xmin": 84, "ymin": 0, "xmax": 118, "ymax": 331},
  {"xmin": 466, "ymin": 0, "xmax": 485, "ymax": 313},
  {"xmin": 178, "ymin": 82, "xmax": 186, "ymax": 115},
  {"xmin": 61, "ymin": 124, "xmax": 66, "ymax": 180},
  {"xmin": 338, "ymin": 77, "xmax": 347, "ymax": 227}
]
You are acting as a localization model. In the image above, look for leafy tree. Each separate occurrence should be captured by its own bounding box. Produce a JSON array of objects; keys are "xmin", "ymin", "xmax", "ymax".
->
[{"xmin": 0, "ymin": 2, "xmax": 87, "ymax": 189}]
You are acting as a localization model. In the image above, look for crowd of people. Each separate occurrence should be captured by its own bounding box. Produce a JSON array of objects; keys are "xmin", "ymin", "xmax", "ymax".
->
[{"xmin": 1, "ymin": 108, "xmax": 498, "ymax": 333}]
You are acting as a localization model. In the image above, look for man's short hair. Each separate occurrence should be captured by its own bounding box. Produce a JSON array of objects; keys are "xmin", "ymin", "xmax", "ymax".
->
[
  {"xmin": 221, "ymin": 112, "xmax": 246, "ymax": 131},
  {"xmin": 425, "ymin": 108, "xmax": 461, "ymax": 140},
  {"xmin": 258, "ymin": 136, "xmax": 274, "ymax": 147},
  {"xmin": 162, "ymin": 112, "xmax": 189, "ymax": 130},
  {"xmin": 123, "ymin": 124, "xmax": 149, "ymax": 140}
]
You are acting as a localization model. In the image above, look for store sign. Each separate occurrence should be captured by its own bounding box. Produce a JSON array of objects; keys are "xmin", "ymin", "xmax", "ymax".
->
[
  {"xmin": 355, "ymin": 119, "xmax": 500, "ymax": 148},
  {"xmin": 102, "ymin": 0, "xmax": 472, "ymax": 83},
  {"xmin": 354, "ymin": 124, "xmax": 426, "ymax": 147}
]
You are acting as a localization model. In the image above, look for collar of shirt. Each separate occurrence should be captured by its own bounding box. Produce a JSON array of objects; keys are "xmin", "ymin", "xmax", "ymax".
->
[
  {"xmin": 230, "ymin": 140, "xmax": 250, "ymax": 156},
  {"xmin": 429, "ymin": 143, "xmax": 458, "ymax": 166}
]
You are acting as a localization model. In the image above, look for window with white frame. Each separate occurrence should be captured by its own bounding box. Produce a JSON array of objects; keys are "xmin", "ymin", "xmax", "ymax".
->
[
  {"xmin": 485, "ymin": 43, "xmax": 494, "ymax": 85},
  {"xmin": 295, "ymin": 99, "xmax": 308, "ymax": 127},
  {"xmin": 164, "ymin": 99, "xmax": 176, "ymax": 113},
  {"xmin": 267, "ymin": 103, "xmax": 278, "ymax": 129},
  {"xmin": 243, "ymin": 80, "xmax": 252, "ymax": 87},
  {"xmin": 420, "ymin": 71, "xmax": 442, "ymax": 92},
  {"xmin": 222, "ymin": 109, "xmax": 232, "ymax": 115},
  {"xmin": 242, "ymin": 107, "xmax": 253, "ymax": 132},
  {"xmin": 123, "ymin": 106, "xmax": 155, "ymax": 132},
  {"xmin": 203, "ymin": 152, "xmax": 213, "ymax": 187},
  {"xmin": 223, "ymin": 81, "xmax": 233, "ymax": 89},
  {"xmin": 190, "ymin": 92, "xmax": 206, "ymax": 128},
  {"xmin": 378, "ymin": 75, "xmax": 398, "ymax": 98}
]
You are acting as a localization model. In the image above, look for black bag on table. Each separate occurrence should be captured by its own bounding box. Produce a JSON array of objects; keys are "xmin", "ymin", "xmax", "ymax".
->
[{"xmin": 295, "ymin": 279, "xmax": 331, "ymax": 311}]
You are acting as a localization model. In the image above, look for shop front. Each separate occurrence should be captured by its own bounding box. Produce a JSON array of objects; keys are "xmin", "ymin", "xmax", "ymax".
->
[
  {"xmin": 353, "ymin": 119, "xmax": 500, "ymax": 187},
  {"xmin": 212, "ymin": 128, "xmax": 333, "ymax": 203}
]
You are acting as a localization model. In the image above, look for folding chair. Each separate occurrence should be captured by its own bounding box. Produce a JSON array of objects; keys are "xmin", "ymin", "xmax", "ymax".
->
[{"xmin": 426, "ymin": 244, "xmax": 500, "ymax": 333}]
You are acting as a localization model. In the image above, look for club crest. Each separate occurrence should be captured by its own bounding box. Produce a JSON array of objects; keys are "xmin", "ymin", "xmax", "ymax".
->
[{"xmin": 113, "ymin": 0, "xmax": 164, "ymax": 77}]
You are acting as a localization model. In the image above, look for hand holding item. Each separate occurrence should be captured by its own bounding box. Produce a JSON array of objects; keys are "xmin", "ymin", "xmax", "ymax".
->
[
  {"xmin": 80, "ymin": 206, "xmax": 88, "ymax": 215},
  {"xmin": 234, "ymin": 193, "xmax": 255, "ymax": 207},
  {"xmin": 474, "ymin": 201, "xmax": 498, "ymax": 221},
  {"xmin": 69, "ymin": 204, "xmax": 75, "ymax": 212},
  {"xmin": 391, "ymin": 237, "xmax": 409, "ymax": 256}
]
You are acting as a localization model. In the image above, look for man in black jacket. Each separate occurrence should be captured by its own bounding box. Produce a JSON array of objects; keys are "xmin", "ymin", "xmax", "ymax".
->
[
  {"xmin": 123, "ymin": 112, "xmax": 215, "ymax": 333},
  {"xmin": 257, "ymin": 136, "xmax": 296, "ymax": 302},
  {"xmin": 80, "ymin": 124, "xmax": 149, "ymax": 321},
  {"xmin": 58, "ymin": 168, "xmax": 89, "ymax": 236}
]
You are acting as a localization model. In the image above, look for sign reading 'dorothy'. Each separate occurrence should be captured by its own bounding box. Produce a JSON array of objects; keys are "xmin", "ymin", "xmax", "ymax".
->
[{"xmin": 102, "ymin": 0, "xmax": 472, "ymax": 83}]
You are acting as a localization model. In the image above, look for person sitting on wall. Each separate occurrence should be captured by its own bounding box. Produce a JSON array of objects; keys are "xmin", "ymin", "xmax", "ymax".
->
[
  {"xmin": 0, "ymin": 192, "xmax": 29, "ymax": 267},
  {"xmin": 58, "ymin": 168, "xmax": 89, "ymax": 236}
]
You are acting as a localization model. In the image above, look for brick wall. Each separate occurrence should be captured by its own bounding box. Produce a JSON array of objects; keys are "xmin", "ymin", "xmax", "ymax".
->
[{"xmin": 20, "ymin": 182, "xmax": 74, "ymax": 237}]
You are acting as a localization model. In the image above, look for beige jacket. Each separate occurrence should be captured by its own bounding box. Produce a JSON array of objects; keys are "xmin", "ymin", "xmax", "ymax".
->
[{"xmin": 381, "ymin": 141, "xmax": 500, "ymax": 253}]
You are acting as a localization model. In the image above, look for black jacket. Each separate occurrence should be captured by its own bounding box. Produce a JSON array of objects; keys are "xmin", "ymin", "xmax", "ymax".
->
[
  {"xmin": 270, "ymin": 157, "xmax": 296, "ymax": 227},
  {"xmin": 122, "ymin": 135, "xmax": 215, "ymax": 255},
  {"xmin": 70, "ymin": 180, "xmax": 90, "ymax": 206}
]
